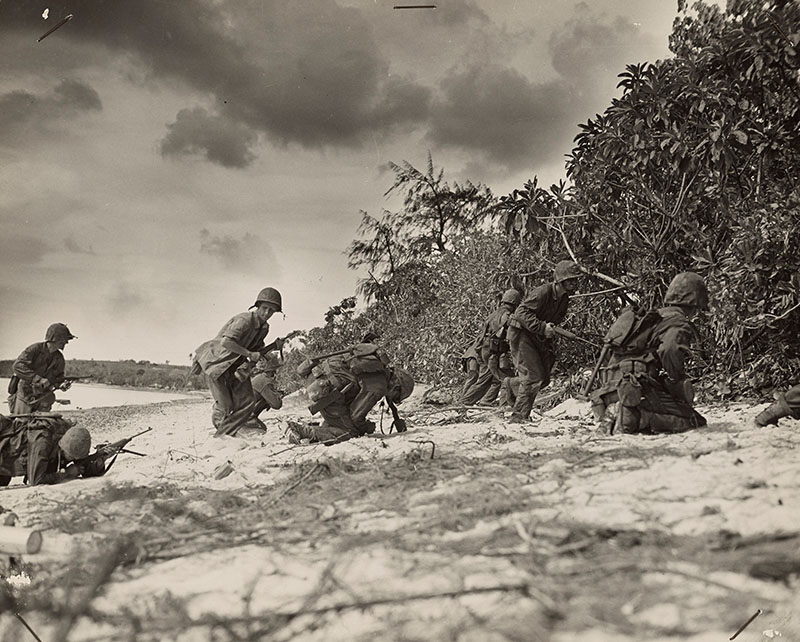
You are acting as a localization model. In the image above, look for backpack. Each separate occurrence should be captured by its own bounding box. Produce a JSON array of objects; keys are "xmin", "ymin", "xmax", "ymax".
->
[{"xmin": 603, "ymin": 306, "xmax": 664, "ymax": 358}]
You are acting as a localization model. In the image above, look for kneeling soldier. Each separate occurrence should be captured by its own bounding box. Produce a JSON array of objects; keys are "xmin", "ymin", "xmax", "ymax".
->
[
  {"xmin": 590, "ymin": 272, "xmax": 709, "ymax": 434},
  {"xmin": 289, "ymin": 343, "xmax": 414, "ymax": 445}
]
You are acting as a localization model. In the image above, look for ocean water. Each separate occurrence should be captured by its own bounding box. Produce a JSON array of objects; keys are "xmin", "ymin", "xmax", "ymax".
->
[{"xmin": 0, "ymin": 378, "xmax": 197, "ymax": 411}]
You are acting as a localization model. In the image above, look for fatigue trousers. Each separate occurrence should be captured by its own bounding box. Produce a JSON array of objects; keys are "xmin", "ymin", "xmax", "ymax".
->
[
  {"xmin": 462, "ymin": 347, "xmax": 503, "ymax": 405},
  {"xmin": 508, "ymin": 329, "xmax": 553, "ymax": 421},
  {"xmin": 302, "ymin": 402, "xmax": 376, "ymax": 445},
  {"xmin": 207, "ymin": 370, "xmax": 256, "ymax": 436},
  {"xmin": 460, "ymin": 356, "xmax": 479, "ymax": 399}
]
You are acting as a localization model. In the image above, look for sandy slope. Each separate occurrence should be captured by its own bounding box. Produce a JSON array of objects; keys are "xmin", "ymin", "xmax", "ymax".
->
[{"xmin": 0, "ymin": 389, "xmax": 798, "ymax": 642}]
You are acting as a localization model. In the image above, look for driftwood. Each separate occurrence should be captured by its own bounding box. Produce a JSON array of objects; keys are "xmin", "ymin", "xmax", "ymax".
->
[{"xmin": 0, "ymin": 526, "xmax": 43, "ymax": 555}]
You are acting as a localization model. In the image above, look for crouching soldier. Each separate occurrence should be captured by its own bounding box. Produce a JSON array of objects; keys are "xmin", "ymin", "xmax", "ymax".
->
[
  {"xmin": 0, "ymin": 414, "xmax": 103, "ymax": 486},
  {"xmin": 462, "ymin": 288, "xmax": 521, "ymax": 406},
  {"xmin": 288, "ymin": 343, "xmax": 414, "ymax": 445},
  {"xmin": 590, "ymin": 272, "xmax": 709, "ymax": 434},
  {"xmin": 252, "ymin": 353, "xmax": 284, "ymax": 417},
  {"xmin": 755, "ymin": 384, "xmax": 800, "ymax": 426},
  {"xmin": 192, "ymin": 287, "xmax": 285, "ymax": 436}
]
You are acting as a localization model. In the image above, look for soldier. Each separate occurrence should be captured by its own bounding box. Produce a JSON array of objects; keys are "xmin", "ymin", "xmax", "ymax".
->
[
  {"xmin": 590, "ymin": 272, "xmax": 709, "ymax": 434},
  {"xmin": 288, "ymin": 342, "xmax": 415, "ymax": 445},
  {"xmin": 462, "ymin": 289, "xmax": 521, "ymax": 406},
  {"xmin": 459, "ymin": 343, "xmax": 480, "ymax": 399},
  {"xmin": 8, "ymin": 323, "xmax": 77, "ymax": 414},
  {"xmin": 252, "ymin": 353, "xmax": 284, "ymax": 418},
  {"xmin": 754, "ymin": 385, "xmax": 800, "ymax": 426},
  {"xmin": 506, "ymin": 261, "xmax": 583, "ymax": 423},
  {"xmin": 0, "ymin": 414, "xmax": 101, "ymax": 486},
  {"xmin": 192, "ymin": 288, "xmax": 285, "ymax": 437}
]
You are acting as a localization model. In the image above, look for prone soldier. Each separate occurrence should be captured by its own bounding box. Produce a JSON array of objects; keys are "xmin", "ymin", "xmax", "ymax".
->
[{"xmin": 0, "ymin": 414, "xmax": 104, "ymax": 486}]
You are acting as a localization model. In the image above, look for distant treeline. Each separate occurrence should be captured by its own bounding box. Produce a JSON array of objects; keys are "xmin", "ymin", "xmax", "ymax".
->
[{"xmin": 0, "ymin": 359, "xmax": 207, "ymax": 391}]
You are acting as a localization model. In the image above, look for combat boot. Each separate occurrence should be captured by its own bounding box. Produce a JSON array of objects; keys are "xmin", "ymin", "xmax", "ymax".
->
[{"xmin": 755, "ymin": 402, "xmax": 790, "ymax": 427}]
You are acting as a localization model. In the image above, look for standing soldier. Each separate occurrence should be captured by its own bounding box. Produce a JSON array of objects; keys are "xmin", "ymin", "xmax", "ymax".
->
[
  {"xmin": 192, "ymin": 288, "xmax": 285, "ymax": 436},
  {"xmin": 462, "ymin": 289, "xmax": 521, "ymax": 406},
  {"xmin": 506, "ymin": 261, "xmax": 583, "ymax": 423},
  {"xmin": 8, "ymin": 323, "xmax": 77, "ymax": 414},
  {"xmin": 288, "ymin": 342, "xmax": 414, "ymax": 445},
  {"xmin": 590, "ymin": 272, "xmax": 708, "ymax": 434},
  {"xmin": 754, "ymin": 385, "xmax": 800, "ymax": 426}
]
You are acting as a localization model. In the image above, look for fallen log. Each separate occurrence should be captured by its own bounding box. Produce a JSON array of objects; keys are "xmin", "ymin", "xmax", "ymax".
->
[{"xmin": 0, "ymin": 525, "xmax": 43, "ymax": 554}]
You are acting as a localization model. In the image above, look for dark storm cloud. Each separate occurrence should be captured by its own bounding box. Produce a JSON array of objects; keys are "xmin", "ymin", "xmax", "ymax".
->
[
  {"xmin": 161, "ymin": 108, "xmax": 257, "ymax": 168},
  {"xmin": 0, "ymin": 0, "xmax": 431, "ymax": 166},
  {"xmin": 427, "ymin": 12, "xmax": 656, "ymax": 170},
  {"xmin": 0, "ymin": 79, "xmax": 101, "ymax": 132},
  {"xmin": 0, "ymin": 236, "xmax": 50, "ymax": 264},
  {"xmin": 199, "ymin": 229, "xmax": 278, "ymax": 274},
  {"xmin": 428, "ymin": 65, "xmax": 578, "ymax": 168}
]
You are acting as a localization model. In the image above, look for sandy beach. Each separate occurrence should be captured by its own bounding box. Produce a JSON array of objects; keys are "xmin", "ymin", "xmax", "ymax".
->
[{"xmin": 1, "ymin": 391, "xmax": 798, "ymax": 641}]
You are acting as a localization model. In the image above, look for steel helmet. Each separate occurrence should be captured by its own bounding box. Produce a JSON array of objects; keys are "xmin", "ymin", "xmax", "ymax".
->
[
  {"xmin": 252, "ymin": 287, "xmax": 282, "ymax": 312},
  {"xmin": 45, "ymin": 323, "xmax": 77, "ymax": 342},
  {"xmin": 390, "ymin": 367, "xmax": 415, "ymax": 403},
  {"xmin": 501, "ymin": 289, "xmax": 522, "ymax": 306},
  {"xmin": 59, "ymin": 426, "xmax": 91, "ymax": 460},
  {"xmin": 664, "ymin": 272, "xmax": 709, "ymax": 309},
  {"xmin": 553, "ymin": 260, "xmax": 582, "ymax": 283}
]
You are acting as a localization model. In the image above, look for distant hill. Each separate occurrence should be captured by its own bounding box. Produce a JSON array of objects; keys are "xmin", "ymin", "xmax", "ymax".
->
[{"xmin": 0, "ymin": 359, "xmax": 206, "ymax": 390}]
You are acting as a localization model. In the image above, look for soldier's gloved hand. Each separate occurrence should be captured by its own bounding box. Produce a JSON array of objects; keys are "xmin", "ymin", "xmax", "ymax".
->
[
  {"xmin": 274, "ymin": 337, "xmax": 286, "ymax": 351},
  {"xmin": 393, "ymin": 418, "xmax": 408, "ymax": 433},
  {"xmin": 543, "ymin": 323, "xmax": 556, "ymax": 339},
  {"xmin": 248, "ymin": 351, "xmax": 262, "ymax": 362},
  {"xmin": 59, "ymin": 380, "xmax": 72, "ymax": 391}
]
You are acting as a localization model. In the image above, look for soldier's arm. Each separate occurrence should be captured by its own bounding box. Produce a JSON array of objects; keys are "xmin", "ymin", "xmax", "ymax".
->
[
  {"xmin": 513, "ymin": 290, "xmax": 548, "ymax": 336},
  {"xmin": 12, "ymin": 344, "xmax": 48, "ymax": 385},
  {"xmin": 657, "ymin": 325, "xmax": 694, "ymax": 382},
  {"xmin": 221, "ymin": 317, "xmax": 263, "ymax": 360}
]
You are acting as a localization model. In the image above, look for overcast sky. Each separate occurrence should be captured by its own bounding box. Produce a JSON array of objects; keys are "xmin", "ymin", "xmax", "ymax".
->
[{"xmin": 1, "ymin": 0, "xmax": 685, "ymax": 364}]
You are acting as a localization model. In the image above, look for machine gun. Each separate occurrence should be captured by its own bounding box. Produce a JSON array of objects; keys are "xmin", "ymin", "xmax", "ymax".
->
[
  {"xmin": 74, "ymin": 427, "xmax": 152, "ymax": 476},
  {"xmin": 24, "ymin": 375, "xmax": 91, "ymax": 407}
]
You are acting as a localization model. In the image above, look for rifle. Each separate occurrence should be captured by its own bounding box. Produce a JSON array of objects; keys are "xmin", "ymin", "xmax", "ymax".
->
[
  {"xmin": 580, "ymin": 343, "xmax": 611, "ymax": 398},
  {"xmin": 551, "ymin": 326, "xmax": 600, "ymax": 349},
  {"xmin": 75, "ymin": 427, "xmax": 153, "ymax": 475},
  {"xmin": 26, "ymin": 375, "xmax": 91, "ymax": 407}
]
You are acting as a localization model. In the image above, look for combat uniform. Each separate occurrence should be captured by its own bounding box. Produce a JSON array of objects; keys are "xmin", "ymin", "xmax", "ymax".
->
[
  {"xmin": 462, "ymin": 289, "xmax": 520, "ymax": 405},
  {"xmin": 590, "ymin": 272, "xmax": 709, "ymax": 434},
  {"xmin": 755, "ymin": 384, "xmax": 800, "ymax": 426},
  {"xmin": 459, "ymin": 343, "xmax": 480, "ymax": 399},
  {"xmin": 0, "ymin": 416, "xmax": 94, "ymax": 486},
  {"xmin": 291, "ymin": 344, "xmax": 414, "ymax": 444},
  {"xmin": 507, "ymin": 270, "xmax": 576, "ymax": 421}
]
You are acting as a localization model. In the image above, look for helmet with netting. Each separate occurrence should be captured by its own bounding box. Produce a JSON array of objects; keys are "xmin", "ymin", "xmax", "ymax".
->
[
  {"xmin": 553, "ymin": 260, "xmax": 582, "ymax": 282},
  {"xmin": 59, "ymin": 426, "xmax": 91, "ymax": 460},
  {"xmin": 664, "ymin": 272, "xmax": 708, "ymax": 309}
]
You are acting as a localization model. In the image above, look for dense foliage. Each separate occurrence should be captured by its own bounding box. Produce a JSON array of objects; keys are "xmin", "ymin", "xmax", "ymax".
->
[{"xmin": 293, "ymin": 0, "xmax": 799, "ymax": 401}]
